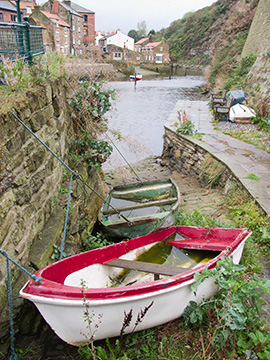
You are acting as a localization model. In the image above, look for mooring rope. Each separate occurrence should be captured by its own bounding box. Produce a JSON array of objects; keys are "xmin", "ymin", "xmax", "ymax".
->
[
  {"xmin": 11, "ymin": 112, "xmax": 130, "ymax": 229},
  {"xmin": 0, "ymin": 249, "xmax": 42, "ymax": 360},
  {"xmin": 2, "ymin": 111, "xmax": 131, "ymax": 358},
  {"xmin": 105, "ymin": 131, "xmax": 141, "ymax": 181}
]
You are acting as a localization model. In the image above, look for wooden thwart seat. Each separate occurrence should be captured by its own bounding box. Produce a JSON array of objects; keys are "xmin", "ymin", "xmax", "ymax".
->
[
  {"xmin": 106, "ymin": 258, "xmax": 192, "ymax": 280},
  {"xmin": 103, "ymin": 197, "xmax": 178, "ymax": 215}
]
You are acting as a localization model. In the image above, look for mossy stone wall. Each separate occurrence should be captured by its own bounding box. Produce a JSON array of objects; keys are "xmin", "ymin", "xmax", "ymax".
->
[
  {"xmin": 161, "ymin": 127, "xmax": 251, "ymax": 196},
  {"xmin": 242, "ymin": 0, "xmax": 270, "ymax": 58},
  {"xmin": 0, "ymin": 79, "xmax": 107, "ymax": 343}
]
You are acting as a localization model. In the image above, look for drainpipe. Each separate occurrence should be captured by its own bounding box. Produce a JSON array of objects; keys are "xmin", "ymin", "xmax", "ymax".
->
[
  {"xmin": 16, "ymin": 0, "xmax": 25, "ymax": 58},
  {"xmin": 15, "ymin": 0, "xmax": 22, "ymax": 23},
  {"xmin": 70, "ymin": 11, "xmax": 73, "ymax": 55}
]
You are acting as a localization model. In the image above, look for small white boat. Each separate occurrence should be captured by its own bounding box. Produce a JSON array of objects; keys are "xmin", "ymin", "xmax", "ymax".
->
[
  {"xmin": 229, "ymin": 103, "xmax": 256, "ymax": 123},
  {"xmin": 130, "ymin": 74, "xmax": 142, "ymax": 81},
  {"xmin": 20, "ymin": 226, "xmax": 251, "ymax": 346}
]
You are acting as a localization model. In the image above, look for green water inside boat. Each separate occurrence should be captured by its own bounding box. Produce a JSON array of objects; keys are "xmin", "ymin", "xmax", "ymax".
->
[{"xmin": 111, "ymin": 234, "xmax": 219, "ymax": 286}]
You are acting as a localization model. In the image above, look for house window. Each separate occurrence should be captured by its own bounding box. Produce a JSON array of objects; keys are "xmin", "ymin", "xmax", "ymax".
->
[
  {"xmin": 26, "ymin": 6, "xmax": 32, "ymax": 14},
  {"xmin": 84, "ymin": 15, "xmax": 88, "ymax": 23},
  {"xmin": 113, "ymin": 52, "xmax": 122, "ymax": 60},
  {"xmin": 73, "ymin": 38, "xmax": 75, "ymax": 45},
  {"xmin": 78, "ymin": 27, "xmax": 81, "ymax": 33},
  {"xmin": 0, "ymin": 12, "xmax": 3, "ymax": 21},
  {"xmin": 73, "ymin": 25, "xmax": 75, "ymax": 31},
  {"xmin": 84, "ymin": 29, "xmax": 88, "ymax": 36},
  {"xmin": 56, "ymin": 44, "xmax": 60, "ymax": 52},
  {"xmin": 11, "ymin": 14, "xmax": 17, "ymax": 22},
  {"xmin": 64, "ymin": 27, "xmax": 67, "ymax": 33},
  {"xmin": 78, "ymin": 39, "xmax": 80, "ymax": 45},
  {"xmin": 156, "ymin": 54, "xmax": 163, "ymax": 63},
  {"xmin": 160, "ymin": 46, "xmax": 163, "ymax": 51},
  {"xmin": 64, "ymin": 45, "xmax": 68, "ymax": 53},
  {"xmin": 56, "ymin": 31, "xmax": 60, "ymax": 41},
  {"xmin": 65, "ymin": 35, "xmax": 68, "ymax": 44}
]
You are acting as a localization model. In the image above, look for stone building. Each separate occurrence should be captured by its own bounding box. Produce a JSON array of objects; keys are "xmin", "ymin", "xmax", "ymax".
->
[
  {"xmin": 29, "ymin": 8, "xmax": 70, "ymax": 54},
  {"xmin": 10, "ymin": 0, "xmax": 36, "ymax": 17},
  {"xmin": 141, "ymin": 38, "xmax": 169, "ymax": 63},
  {"xmin": 41, "ymin": 0, "xmax": 90, "ymax": 55},
  {"xmin": 68, "ymin": 1, "xmax": 95, "ymax": 47},
  {"xmin": 100, "ymin": 29, "xmax": 134, "ymax": 53},
  {"xmin": 134, "ymin": 37, "xmax": 149, "ymax": 53}
]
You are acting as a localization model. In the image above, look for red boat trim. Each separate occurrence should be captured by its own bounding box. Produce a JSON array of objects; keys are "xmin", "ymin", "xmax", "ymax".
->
[{"xmin": 21, "ymin": 227, "xmax": 251, "ymax": 301}]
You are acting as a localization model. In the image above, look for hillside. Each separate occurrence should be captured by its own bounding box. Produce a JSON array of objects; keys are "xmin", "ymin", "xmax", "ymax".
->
[{"xmin": 156, "ymin": 0, "xmax": 259, "ymax": 90}]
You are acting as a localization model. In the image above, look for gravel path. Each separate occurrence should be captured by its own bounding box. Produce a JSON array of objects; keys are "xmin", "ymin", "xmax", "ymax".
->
[{"xmin": 217, "ymin": 121, "xmax": 270, "ymax": 149}]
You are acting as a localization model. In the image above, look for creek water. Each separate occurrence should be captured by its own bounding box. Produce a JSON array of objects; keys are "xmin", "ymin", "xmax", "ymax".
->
[{"xmin": 103, "ymin": 75, "xmax": 207, "ymax": 170}]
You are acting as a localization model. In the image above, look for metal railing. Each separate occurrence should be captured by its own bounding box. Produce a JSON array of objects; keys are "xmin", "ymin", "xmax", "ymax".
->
[{"xmin": 0, "ymin": 18, "xmax": 44, "ymax": 64}]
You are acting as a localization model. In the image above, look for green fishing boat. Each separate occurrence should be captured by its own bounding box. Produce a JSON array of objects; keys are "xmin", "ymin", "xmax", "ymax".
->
[{"xmin": 99, "ymin": 179, "xmax": 181, "ymax": 238}]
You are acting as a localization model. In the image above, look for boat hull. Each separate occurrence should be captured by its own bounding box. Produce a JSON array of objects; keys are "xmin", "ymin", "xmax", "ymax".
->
[
  {"xmin": 21, "ymin": 275, "xmax": 217, "ymax": 345},
  {"xmin": 99, "ymin": 179, "xmax": 181, "ymax": 238},
  {"xmin": 20, "ymin": 226, "xmax": 251, "ymax": 345},
  {"xmin": 229, "ymin": 103, "xmax": 256, "ymax": 123},
  {"xmin": 130, "ymin": 74, "xmax": 142, "ymax": 81}
]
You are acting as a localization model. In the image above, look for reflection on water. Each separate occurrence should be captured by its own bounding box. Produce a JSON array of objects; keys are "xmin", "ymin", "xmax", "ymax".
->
[{"xmin": 103, "ymin": 76, "xmax": 206, "ymax": 169}]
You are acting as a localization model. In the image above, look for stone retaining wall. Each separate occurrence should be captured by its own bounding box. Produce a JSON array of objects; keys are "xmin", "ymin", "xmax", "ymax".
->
[
  {"xmin": 162, "ymin": 127, "xmax": 248, "ymax": 195},
  {"xmin": 0, "ymin": 79, "xmax": 107, "ymax": 342}
]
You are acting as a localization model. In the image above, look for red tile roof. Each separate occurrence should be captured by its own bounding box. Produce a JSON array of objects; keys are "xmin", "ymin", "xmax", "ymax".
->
[
  {"xmin": 144, "ymin": 42, "xmax": 161, "ymax": 48},
  {"xmin": 135, "ymin": 37, "xmax": 149, "ymax": 45},
  {"xmin": 42, "ymin": 11, "xmax": 70, "ymax": 27},
  {"xmin": 10, "ymin": 1, "xmax": 34, "ymax": 9}
]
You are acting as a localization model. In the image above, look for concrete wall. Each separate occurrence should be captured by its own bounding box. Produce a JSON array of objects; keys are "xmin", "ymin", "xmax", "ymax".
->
[{"xmin": 0, "ymin": 78, "xmax": 107, "ymax": 342}]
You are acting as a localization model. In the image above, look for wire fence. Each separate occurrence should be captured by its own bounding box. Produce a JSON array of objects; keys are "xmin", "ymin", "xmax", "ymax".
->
[{"xmin": 0, "ymin": 20, "xmax": 44, "ymax": 63}]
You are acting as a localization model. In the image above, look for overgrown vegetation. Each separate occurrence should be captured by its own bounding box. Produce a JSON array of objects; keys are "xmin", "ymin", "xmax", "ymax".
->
[
  {"xmin": 183, "ymin": 257, "xmax": 270, "ymax": 360},
  {"xmin": 0, "ymin": 53, "xmax": 66, "ymax": 116},
  {"xmin": 159, "ymin": 0, "xmax": 231, "ymax": 61},
  {"xmin": 68, "ymin": 79, "xmax": 115, "ymax": 170},
  {"xmin": 74, "ymin": 203, "xmax": 270, "ymax": 359},
  {"xmin": 176, "ymin": 110, "xmax": 197, "ymax": 136},
  {"xmin": 199, "ymin": 155, "xmax": 227, "ymax": 187},
  {"xmin": 11, "ymin": 202, "xmax": 270, "ymax": 359}
]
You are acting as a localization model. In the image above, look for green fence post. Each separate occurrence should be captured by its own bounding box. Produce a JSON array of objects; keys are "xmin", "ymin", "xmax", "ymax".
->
[
  {"xmin": 23, "ymin": 16, "xmax": 32, "ymax": 65},
  {"xmin": 15, "ymin": 0, "xmax": 25, "ymax": 58}
]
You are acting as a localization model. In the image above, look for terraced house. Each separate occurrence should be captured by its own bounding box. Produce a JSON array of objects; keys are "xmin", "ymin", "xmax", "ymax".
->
[
  {"xmin": 29, "ymin": 9, "xmax": 70, "ymax": 54},
  {"xmin": 41, "ymin": 0, "xmax": 95, "ymax": 55},
  {"xmin": 0, "ymin": 0, "xmax": 19, "ymax": 22},
  {"xmin": 141, "ymin": 38, "xmax": 169, "ymax": 63}
]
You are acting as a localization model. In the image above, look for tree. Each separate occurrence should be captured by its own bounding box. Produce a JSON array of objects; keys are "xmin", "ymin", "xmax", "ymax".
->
[
  {"xmin": 148, "ymin": 29, "xmax": 156, "ymax": 36},
  {"xmin": 128, "ymin": 29, "xmax": 139, "ymax": 42},
  {"xmin": 137, "ymin": 20, "xmax": 147, "ymax": 38}
]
